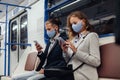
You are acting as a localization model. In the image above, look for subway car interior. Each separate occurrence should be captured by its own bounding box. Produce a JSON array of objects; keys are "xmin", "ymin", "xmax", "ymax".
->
[{"xmin": 0, "ymin": 0, "xmax": 120, "ymax": 80}]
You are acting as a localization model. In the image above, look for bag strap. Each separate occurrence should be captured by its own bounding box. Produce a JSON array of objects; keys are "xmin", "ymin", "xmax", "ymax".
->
[
  {"xmin": 66, "ymin": 54, "xmax": 75, "ymax": 64},
  {"xmin": 73, "ymin": 62, "xmax": 84, "ymax": 72}
]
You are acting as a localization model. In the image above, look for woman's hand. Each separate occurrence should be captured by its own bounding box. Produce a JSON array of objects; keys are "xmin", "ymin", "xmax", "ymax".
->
[
  {"xmin": 61, "ymin": 41, "xmax": 69, "ymax": 53},
  {"xmin": 39, "ymin": 69, "xmax": 44, "ymax": 74},
  {"xmin": 61, "ymin": 40, "xmax": 77, "ymax": 54},
  {"xmin": 65, "ymin": 40, "xmax": 77, "ymax": 53}
]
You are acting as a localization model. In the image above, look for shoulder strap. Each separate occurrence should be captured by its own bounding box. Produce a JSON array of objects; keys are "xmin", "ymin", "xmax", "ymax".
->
[
  {"xmin": 66, "ymin": 54, "xmax": 74, "ymax": 64},
  {"xmin": 83, "ymin": 32, "xmax": 89, "ymax": 39},
  {"xmin": 73, "ymin": 63, "xmax": 84, "ymax": 72}
]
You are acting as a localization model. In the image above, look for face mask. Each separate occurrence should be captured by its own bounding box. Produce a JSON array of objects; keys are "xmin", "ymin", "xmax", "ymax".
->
[
  {"xmin": 47, "ymin": 29, "xmax": 56, "ymax": 38},
  {"xmin": 72, "ymin": 21, "xmax": 83, "ymax": 33}
]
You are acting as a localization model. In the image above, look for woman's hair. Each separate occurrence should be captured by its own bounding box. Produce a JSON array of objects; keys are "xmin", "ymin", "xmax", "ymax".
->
[
  {"xmin": 46, "ymin": 18, "xmax": 62, "ymax": 28},
  {"xmin": 67, "ymin": 11, "xmax": 94, "ymax": 38}
]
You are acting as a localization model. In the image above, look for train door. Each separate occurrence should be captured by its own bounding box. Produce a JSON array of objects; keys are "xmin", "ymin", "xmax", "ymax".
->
[{"xmin": 10, "ymin": 12, "xmax": 28, "ymax": 74}]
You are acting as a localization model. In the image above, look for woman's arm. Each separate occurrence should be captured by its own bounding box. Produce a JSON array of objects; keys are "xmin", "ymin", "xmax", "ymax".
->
[{"xmin": 75, "ymin": 33, "xmax": 101, "ymax": 67}]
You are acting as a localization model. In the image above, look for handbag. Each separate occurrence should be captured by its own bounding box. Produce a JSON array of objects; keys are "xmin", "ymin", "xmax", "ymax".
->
[{"xmin": 44, "ymin": 54, "xmax": 84, "ymax": 80}]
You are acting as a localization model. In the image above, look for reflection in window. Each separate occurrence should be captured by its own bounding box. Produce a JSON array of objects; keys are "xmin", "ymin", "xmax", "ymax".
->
[
  {"xmin": 94, "ymin": 18, "xmax": 115, "ymax": 35},
  {"xmin": 48, "ymin": 0, "xmax": 64, "ymax": 8},
  {"xmin": 0, "ymin": 26, "xmax": 1, "ymax": 35},
  {"xmin": 20, "ymin": 14, "xmax": 28, "ymax": 49},
  {"xmin": 11, "ymin": 21, "xmax": 17, "ymax": 51}
]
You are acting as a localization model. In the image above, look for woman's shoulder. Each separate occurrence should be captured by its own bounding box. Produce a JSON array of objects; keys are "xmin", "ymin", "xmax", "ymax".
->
[{"xmin": 87, "ymin": 32, "xmax": 99, "ymax": 38}]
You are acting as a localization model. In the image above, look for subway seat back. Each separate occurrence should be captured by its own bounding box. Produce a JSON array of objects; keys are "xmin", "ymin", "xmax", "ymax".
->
[
  {"xmin": 1, "ymin": 52, "xmax": 40, "ymax": 80},
  {"xmin": 98, "ymin": 35, "xmax": 120, "ymax": 80},
  {"xmin": 25, "ymin": 52, "xmax": 40, "ymax": 71}
]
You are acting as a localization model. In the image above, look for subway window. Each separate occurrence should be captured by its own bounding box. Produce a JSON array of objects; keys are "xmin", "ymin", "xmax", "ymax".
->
[
  {"xmin": 48, "ymin": 0, "xmax": 64, "ymax": 8},
  {"xmin": 11, "ymin": 21, "xmax": 17, "ymax": 51},
  {"xmin": 20, "ymin": 14, "xmax": 28, "ymax": 49}
]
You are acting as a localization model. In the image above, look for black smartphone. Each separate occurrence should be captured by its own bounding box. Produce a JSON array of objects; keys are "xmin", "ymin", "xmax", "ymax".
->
[
  {"xmin": 33, "ymin": 40, "xmax": 39, "ymax": 44},
  {"xmin": 33, "ymin": 40, "xmax": 43, "ymax": 49}
]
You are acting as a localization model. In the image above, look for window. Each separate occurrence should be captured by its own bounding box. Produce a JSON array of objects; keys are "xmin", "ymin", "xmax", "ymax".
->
[
  {"xmin": 11, "ymin": 21, "xmax": 17, "ymax": 51},
  {"xmin": 48, "ymin": 0, "xmax": 64, "ymax": 8},
  {"xmin": 20, "ymin": 14, "xmax": 28, "ymax": 49}
]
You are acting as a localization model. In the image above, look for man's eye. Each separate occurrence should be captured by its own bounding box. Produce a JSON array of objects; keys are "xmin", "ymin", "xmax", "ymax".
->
[
  {"xmin": 73, "ymin": 22, "xmax": 76, "ymax": 24},
  {"xmin": 47, "ymin": 29, "xmax": 50, "ymax": 30}
]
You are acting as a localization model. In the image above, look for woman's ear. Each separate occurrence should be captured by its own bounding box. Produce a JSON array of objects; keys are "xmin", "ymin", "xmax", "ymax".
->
[{"xmin": 82, "ymin": 19, "xmax": 86, "ymax": 27}]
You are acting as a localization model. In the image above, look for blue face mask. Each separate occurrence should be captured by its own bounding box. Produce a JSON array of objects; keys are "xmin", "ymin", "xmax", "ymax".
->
[
  {"xmin": 47, "ymin": 29, "xmax": 56, "ymax": 38},
  {"xmin": 72, "ymin": 21, "xmax": 83, "ymax": 33}
]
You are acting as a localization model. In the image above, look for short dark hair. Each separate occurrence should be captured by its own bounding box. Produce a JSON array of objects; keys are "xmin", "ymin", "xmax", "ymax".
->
[{"xmin": 46, "ymin": 18, "xmax": 62, "ymax": 27}]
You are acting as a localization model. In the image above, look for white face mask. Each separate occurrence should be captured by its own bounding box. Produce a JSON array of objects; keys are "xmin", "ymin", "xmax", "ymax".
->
[
  {"xmin": 72, "ymin": 21, "xmax": 83, "ymax": 33},
  {"xmin": 47, "ymin": 29, "xmax": 56, "ymax": 38}
]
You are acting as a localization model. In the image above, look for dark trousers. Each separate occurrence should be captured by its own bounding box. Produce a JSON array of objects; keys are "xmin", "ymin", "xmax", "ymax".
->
[{"xmin": 40, "ymin": 75, "xmax": 74, "ymax": 80}]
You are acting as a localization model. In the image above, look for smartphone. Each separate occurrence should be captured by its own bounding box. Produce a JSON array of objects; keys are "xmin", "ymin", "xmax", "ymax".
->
[
  {"xmin": 59, "ymin": 37, "xmax": 65, "ymax": 46},
  {"xmin": 33, "ymin": 40, "xmax": 39, "ymax": 44},
  {"xmin": 33, "ymin": 40, "xmax": 43, "ymax": 49}
]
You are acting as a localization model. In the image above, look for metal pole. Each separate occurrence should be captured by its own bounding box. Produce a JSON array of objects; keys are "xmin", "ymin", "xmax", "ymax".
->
[
  {"xmin": 6, "ymin": 43, "xmax": 32, "ymax": 46},
  {"xmin": 0, "ymin": 22, "xmax": 6, "ymax": 23},
  {"xmin": 4, "ymin": 5, "xmax": 8, "ymax": 76},
  {"xmin": 7, "ymin": 14, "xmax": 10, "ymax": 76}
]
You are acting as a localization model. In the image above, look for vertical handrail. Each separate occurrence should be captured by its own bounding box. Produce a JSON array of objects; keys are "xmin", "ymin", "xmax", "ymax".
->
[
  {"xmin": 4, "ymin": 5, "xmax": 8, "ymax": 76},
  {"xmin": 7, "ymin": 11, "xmax": 10, "ymax": 76}
]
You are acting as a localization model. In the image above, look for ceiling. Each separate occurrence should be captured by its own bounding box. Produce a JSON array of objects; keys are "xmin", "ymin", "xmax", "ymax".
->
[{"xmin": 0, "ymin": 0, "xmax": 25, "ymax": 19}]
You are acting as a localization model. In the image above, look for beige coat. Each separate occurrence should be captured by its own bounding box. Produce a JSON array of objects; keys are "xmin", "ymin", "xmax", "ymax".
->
[{"xmin": 66, "ymin": 32, "xmax": 100, "ymax": 80}]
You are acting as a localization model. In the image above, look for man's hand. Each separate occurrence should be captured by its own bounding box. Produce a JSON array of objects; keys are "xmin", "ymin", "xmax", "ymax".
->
[
  {"xmin": 39, "ymin": 69, "xmax": 44, "ymax": 74},
  {"xmin": 35, "ymin": 43, "xmax": 43, "ymax": 53}
]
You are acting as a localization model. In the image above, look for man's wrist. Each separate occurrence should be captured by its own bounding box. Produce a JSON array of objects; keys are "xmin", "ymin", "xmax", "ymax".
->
[{"xmin": 38, "ymin": 51, "xmax": 42, "ymax": 55}]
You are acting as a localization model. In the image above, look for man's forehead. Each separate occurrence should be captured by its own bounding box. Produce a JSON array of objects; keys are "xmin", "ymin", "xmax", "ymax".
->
[{"xmin": 46, "ymin": 22, "xmax": 52, "ymax": 26}]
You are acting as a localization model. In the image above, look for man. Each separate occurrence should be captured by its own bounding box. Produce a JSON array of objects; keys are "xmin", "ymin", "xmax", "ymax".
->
[
  {"xmin": 27, "ymin": 18, "xmax": 67, "ymax": 80},
  {"xmin": 12, "ymin": 18, "xmax": 67, "ymax": 80}
]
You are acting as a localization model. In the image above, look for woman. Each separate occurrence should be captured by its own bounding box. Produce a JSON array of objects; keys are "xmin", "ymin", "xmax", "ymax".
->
[{"xmin": 62, "ymin": 11, "xmax": 101, "ymax": 80}]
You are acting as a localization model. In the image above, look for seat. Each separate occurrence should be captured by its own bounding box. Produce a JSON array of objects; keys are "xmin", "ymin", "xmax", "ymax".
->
[
  {"xmin": 1, "ymin": 52, "xmax": 40, "ymax": 80},
  {"xmin": 98, "ymin": 43, "xmax": 120, "ymax": 79},
  {"xmin": 24, "ymin": 52, "xmax": 40, "ymax": 71}
]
